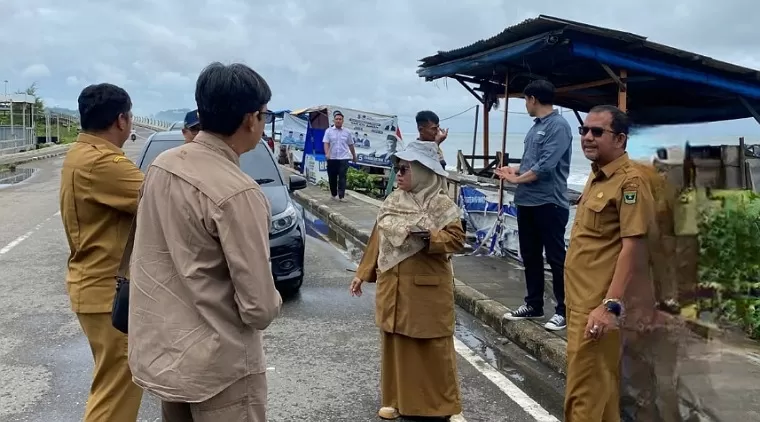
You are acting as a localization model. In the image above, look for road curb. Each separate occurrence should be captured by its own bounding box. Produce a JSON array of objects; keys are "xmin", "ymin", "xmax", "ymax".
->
[
  {"xmin": 291, "ymin": 188, "xmax": 568, "ymax": 376},
  {"xmin": 0, "ymin": 144, "xmax": 72, "ymax": 167}
]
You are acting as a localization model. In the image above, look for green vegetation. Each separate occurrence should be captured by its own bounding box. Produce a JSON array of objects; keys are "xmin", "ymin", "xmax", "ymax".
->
[
  {"xmin": 697, "ymin": 189, "xmax": 760, "ymax": 339},
  {"xmin": 346, "ymin": 167, "xmax": 384, "ymax": 198},
  {"xmin": 315, "ymin": 167, "xmax": 385, "ymax": 199},
  {"xmin": 35, "ymin": 123, "xmax": 77, "ymax": 145}
]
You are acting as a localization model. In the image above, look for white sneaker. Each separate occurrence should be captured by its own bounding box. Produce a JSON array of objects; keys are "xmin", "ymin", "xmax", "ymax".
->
[
  {"xmin": 378, "ymin": 407, "xmax": 400, "ymax": 420},
  {"xmin": 544, "ymin": 314, "xmax": 567, "ymax": 331}
]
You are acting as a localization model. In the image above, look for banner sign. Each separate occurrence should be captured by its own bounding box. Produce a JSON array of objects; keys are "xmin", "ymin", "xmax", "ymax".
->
[
  {"xmin": 459, "ymin": 185, "xmax": 517, "ymax": 216},
  {"xmin": 304, "ymin": 154, "xmax": 328, "ymax": 185},
  {"xmin": 281, "ymin": 113, "xmax": 307, "ymax": 149},
  {"xmin": 325, "ymin": 106, "xmax": 403, "ymax": 169}
]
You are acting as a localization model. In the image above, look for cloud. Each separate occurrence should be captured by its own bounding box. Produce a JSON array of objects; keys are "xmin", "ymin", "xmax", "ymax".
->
[
  {"xmin": 0, "ymin": 0, "xmax": 759, "ymax": 138},
  {"xmin": 21, "ymin": 64, "xmax": 50, "ymax": 79}
]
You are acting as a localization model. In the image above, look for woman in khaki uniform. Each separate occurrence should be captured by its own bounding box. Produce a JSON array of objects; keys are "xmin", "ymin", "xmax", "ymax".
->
[{"xmin": 350, "ymin": 141, "xmax": 464, "ymax": 421}]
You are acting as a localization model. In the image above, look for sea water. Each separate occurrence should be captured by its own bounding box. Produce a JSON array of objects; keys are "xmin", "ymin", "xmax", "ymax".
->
[
  {"xmin": 436, "ymin": 131, "xmax": 684, "ymax": 192},
  {"xmin": 438, "ymin": 131, "xmax": 688, "ymax": 250}
]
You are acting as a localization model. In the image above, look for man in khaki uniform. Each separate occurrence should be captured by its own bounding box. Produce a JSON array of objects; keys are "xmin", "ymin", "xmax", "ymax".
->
[
  {"xmin": 564, "ymin": 105, "xmax": 656, "ymax": 421},
  {"xmin": 129, "ymin": 62, "xmax": 282, "ymax": 422},
  {"xmin": 59, "ymin": 83, "xmax": 144, "ymax": 421}
]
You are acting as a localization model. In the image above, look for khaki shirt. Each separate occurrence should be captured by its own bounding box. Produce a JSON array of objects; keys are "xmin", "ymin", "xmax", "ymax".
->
[
  {"xmin": 565, "ymin": 153, "xmax": 655, "ymax": 312},
  {"xmin": 128, "ymin": 132, "xmax": 282, "ymax": 403},
  {"xmin": 59, "ymin": 133, "xmax": 144, "ymax": 313},
  {"xmin": 356, "ymin": 221, "xmax": 464, "ymax": 339}
]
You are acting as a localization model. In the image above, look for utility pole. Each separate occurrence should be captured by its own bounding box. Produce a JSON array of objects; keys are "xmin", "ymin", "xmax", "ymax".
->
[
  {"xmin": 45, "ymin": 112, "xmax": 51, "ymax": 144},
  {"xmin": 9, "ymin": 97, "xmax": 13, "ymax": 139}
]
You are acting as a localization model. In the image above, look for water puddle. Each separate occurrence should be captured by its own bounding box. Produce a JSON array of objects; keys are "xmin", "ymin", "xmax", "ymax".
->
[
  {"xmin": 455, "ymin": 322, "xmax": 522, "ymax": 379},
  {"xmin": 302, "ymin": 208, "xmax": 330, "ymax": 240},
  {"xmin": 0, "ymin": 167, "xmax": 38, "ymax": 188}
]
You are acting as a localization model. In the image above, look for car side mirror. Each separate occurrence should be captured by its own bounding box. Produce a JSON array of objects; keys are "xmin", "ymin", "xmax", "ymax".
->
[{"xmin": 289, "ymin": 174, "xmax": 307, "ymax": 191}]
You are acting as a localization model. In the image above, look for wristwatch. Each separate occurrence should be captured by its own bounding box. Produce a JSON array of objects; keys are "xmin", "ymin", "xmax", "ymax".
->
[{"xmin": 602, "ymin": 298, "xmax": 622, "ymax": 317}]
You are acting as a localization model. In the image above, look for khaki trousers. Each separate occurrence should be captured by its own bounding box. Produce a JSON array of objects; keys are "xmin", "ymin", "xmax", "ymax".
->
[
  {"xmin": 76, "ymin": 313, "xmax": 143, "ymax": 422},
  {"xmin": 161, "ymin": 373, "xmax": 268, "ymax": 422},
  {"xmin": 564, "ymin": 309, "xmax": 621, "ymax": 422}
]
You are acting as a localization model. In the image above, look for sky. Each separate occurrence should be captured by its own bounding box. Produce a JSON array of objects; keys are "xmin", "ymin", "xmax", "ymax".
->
[{"xmin": 2, "ymin": 0, "xmax": 760, "ymax": 138}]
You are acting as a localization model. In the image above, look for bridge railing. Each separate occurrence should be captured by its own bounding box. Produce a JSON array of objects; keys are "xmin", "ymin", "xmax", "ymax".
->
[{"xmin": 132, "ymin": 116, "xmax": 171, "ymax": 132}]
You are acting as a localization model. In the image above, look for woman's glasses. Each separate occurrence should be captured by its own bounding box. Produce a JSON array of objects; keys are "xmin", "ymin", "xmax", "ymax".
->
[
  {"xmin": 394, "ymin": 164, "xmax": 410, "ymax": 175},
  {"xmin": 578, "ymin": 126, "xmax": 617, "ymax": 137}
]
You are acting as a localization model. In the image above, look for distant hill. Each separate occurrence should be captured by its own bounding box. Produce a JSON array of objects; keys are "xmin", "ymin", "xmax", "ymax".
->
[
  {"xmin": 47, "ymin": 106, "xmax": 79, "ymax": 117},
  {"xmin": 153, "ymin": 108, "xmax": 191, "ymax": 123}
]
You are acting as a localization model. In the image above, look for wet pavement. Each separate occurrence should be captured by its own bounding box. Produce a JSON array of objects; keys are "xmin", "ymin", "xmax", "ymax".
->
[
  {"xmin": 0, "ymin": 129, "xmax": 565, "ymax": 421},
  {"xmin": 0, "ymin": 168, "xmax": 38, "ymax": 188}
]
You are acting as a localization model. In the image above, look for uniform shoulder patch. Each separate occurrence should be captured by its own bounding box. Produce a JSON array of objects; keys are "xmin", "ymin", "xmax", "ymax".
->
[
  {"xmin": 112, "ymin": 155, "xmax": 128, "ymax": 163},
  {"xmin": 622, "ymin": 175, "xmax": 642, "ymax": 205},
  {"xmin": 623, "ymin": 190, "xmax": 637, "ymax": 204}
]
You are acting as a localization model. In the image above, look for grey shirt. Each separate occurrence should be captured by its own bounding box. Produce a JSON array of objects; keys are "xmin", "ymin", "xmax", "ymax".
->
[{"xmin": 514, "ymin": 109, "xmax": 572, "ymax": 208}]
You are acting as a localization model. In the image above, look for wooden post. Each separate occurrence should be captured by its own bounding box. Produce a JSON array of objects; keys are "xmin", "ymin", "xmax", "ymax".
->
[
  {"xmin": 739, "ymin": 136, "xmax": 747, "ymax": 189},
  {"xmin": 470, "ymin": 104, "xmax": 480, "ymax": 169},
  {"xmin": 483, "ymin": 94, "xmax": 490, "ymax": 168},
  {"xmin": 617, "ymin": 69, "xmax": 628, "ymax": 112},
  {"xmin": 497, "ymin": 72, "xmax": 510, "ymax": 211}
]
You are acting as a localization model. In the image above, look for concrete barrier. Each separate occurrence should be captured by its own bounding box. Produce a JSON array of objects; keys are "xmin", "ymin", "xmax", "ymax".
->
[{"xmin": 0, "ymin": 144, "xmax": 73, "ymax": 167}]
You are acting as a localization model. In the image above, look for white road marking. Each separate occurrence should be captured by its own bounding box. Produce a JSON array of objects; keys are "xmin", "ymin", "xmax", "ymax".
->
[
  {"xmin": 0, "ymin": 212, "xmax": 59, "ymax": 256},
  {"xmin": 454, "ymin": 338, "xmax": 560, "ymax": 422},
  {"xmin": 338, "ymin": 245, "xmax": 554, "ymax": 420}
]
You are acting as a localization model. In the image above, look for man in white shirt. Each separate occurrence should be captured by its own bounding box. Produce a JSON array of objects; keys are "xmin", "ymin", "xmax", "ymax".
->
[{"xmin": 322, "ymin": 110, "xmax": 357, "ymax": 201}]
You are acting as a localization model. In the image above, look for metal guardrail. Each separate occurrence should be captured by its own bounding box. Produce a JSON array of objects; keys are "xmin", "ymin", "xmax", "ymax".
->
[
  {"xmin": 132, "ymin": 116, "xmax": 171, "ymax": 132},
  {"xmin": 0, "ymin": 127, "xmax": 36, "ymax": 155}
]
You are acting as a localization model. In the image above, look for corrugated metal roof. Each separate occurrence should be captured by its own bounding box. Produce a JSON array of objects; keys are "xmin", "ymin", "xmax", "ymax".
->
[
  {"xmin": 415, "ymin": 14, "xmax": 760, "ymax": 126},
  {"xmin": 418, "ymin": 14, "xmax": 760, "ymax": 81}
]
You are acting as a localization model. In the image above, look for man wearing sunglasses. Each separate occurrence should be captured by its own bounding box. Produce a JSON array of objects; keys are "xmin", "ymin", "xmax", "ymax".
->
[
  {"xmin": 563, "ymin": 105, "xmax": 656, "ymax": 421},
  {"xmin": 494, "ymin": 80, "xmax": 572, "ymax": 332}
]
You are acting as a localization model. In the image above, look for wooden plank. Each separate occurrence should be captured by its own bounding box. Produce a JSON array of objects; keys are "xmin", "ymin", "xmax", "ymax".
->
[{"xmin": 618, "ymin": 69, "xmax": 628, "ymax": 112}]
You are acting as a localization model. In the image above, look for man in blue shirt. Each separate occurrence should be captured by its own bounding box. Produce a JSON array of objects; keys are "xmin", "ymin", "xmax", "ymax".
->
[{"xmin": 495, "ymin": 80, "xmax": 572, "ymax": 331}]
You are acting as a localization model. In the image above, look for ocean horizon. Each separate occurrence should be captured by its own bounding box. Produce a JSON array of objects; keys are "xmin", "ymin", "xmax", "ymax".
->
[{"xmin": 436, "ymin": 130, "xmax": 752, "ymax": 191}]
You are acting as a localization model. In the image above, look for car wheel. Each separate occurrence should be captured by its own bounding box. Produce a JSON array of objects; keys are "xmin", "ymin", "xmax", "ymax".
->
[{"xmin": 279, "ymin": 276, "xmax": 303, "ymax": 299}]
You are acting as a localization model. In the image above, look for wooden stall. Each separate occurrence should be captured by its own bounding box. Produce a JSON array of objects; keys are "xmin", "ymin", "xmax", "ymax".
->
[{"xmin": 415, "ymin": 14, "xmax": 760, "ymax": 309}]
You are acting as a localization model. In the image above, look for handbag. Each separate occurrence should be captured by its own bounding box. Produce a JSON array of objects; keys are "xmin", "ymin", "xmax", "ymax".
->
[{"xmin": 111, "ymin": 217, "xmax": 136, "ymax": 334}]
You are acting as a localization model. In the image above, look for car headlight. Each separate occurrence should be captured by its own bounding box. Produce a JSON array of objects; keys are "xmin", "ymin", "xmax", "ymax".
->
[{"xmin": 270, "ymin": 204, "xmax": 298, "ymax": 235}]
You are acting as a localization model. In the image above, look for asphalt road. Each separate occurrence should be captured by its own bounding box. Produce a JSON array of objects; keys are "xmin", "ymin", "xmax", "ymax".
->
[{"xmin": 0, "ymin": 128, "xmax": 564, "ymax": 422}]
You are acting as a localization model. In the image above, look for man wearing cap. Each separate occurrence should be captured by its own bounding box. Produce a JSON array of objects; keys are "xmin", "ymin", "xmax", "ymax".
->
[
  {"xmin": 322, "ymin": 110, "xmax": 357, "ymax": 201},
  {"xmin": 181, "ymin": 109, "xmax": 201, "ymax": 143}
]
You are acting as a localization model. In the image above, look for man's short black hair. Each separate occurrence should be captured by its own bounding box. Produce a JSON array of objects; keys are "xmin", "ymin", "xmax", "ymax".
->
[
  {"xmin": 589, "ymin": 105, "xmax": 630, "ymax": 135},
  {"xmin": 523, "ymin": 80, "xmax": 555, "ymax": 105},
  {"xmin": 195, "ymin": 62, "xmax": 272, "ymax": 137},
  {"xmin": 415, "ymin": 110, "xmax": 439, "ymax": 126},
  {"xmin": 78, "ymin": 83, "xmax": 132, "ymax": 132}
]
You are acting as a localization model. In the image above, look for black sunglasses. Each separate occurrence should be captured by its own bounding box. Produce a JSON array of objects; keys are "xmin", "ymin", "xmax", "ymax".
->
[
  {"xmin": 579, "ymin": 126, "xmax": 617, "ymax": 137},
  {"xmin": 394, "ymin": 164, "xmax": 410, "ymax": 175}
]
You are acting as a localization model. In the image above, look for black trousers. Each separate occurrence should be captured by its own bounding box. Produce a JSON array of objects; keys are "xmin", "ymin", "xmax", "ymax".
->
[
  {"xmin": 326, "ymin": 159, "xmax": 349, "ymax": 198},
  {"xmin": 516, "ymin": 204, "xmax": 569, "ymax": 317}
]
